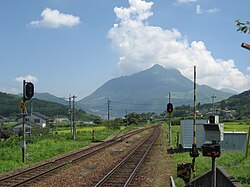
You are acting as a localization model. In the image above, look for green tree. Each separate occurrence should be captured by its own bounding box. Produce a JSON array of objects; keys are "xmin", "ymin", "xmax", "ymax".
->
[
  {"xmin": 103, "ymin": 118, "xmax": 123, "ymax": 129},
  {"xmin": 236, "ymin": 20, "xmax": 250, "ymax": 34},
  {"xmin": 93, "ymin": 118, "xmax": 102, "ymax": 125},
  {"xmin": 126, "ymin": 112, "xmax": 141, "ymax": 125}
]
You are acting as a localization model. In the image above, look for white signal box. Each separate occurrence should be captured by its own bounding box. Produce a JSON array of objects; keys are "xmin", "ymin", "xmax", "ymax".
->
[{"xmin": 203, "ymin": 123, "xmax": 224, "ymax": 142}]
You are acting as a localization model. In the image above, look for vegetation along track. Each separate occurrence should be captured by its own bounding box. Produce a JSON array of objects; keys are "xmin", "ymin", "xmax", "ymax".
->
[
  {"xmin": 94, "ymin": 126, "xmax": 160, "ymax": 187},
  {"xmin": 0, "ymin": 125, "xmax": 158, "ymax": 187}
]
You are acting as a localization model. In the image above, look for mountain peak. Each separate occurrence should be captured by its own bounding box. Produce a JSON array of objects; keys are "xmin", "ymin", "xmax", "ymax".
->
[
  {"xmin": 148, "ymin": 64, "xmax": 168, "ymax": 72},
  {"xmin": 145, "ymin": 64, "xmax": 181, "ymax": 77},
  {"xmin": 151, "ymin": 64, "xmax": 165, "ymax": 69}
]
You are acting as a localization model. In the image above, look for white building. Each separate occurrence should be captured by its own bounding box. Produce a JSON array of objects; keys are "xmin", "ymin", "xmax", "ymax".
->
[{"xmin": 13, "ymin": 112, "xmax": 49, "ymax": 134}]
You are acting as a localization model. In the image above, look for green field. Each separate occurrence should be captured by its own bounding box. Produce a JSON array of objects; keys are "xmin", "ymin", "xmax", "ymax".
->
[
  {"xmin": 167, "ymin": 122, "xmax": 250, "ymax": 187},
  {"xmin": 223, "ymin": 121, "xmax": 250, "ymax": 132},
  {"xmin": 0, "ymin": 125, "xmax": 129, "ymax": 173}
]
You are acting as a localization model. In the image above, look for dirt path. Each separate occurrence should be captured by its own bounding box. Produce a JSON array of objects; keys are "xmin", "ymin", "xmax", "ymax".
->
[{"xmin": 130, "ymin": 125, "xmax": 175, "ymax": 187}]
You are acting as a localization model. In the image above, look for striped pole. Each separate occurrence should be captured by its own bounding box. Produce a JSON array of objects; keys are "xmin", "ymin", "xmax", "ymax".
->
[
  {"xmin": 194, "ymin": 66, "xmax": 197, "ymax": 146},
  {"xmin": 189, "ymin": 66, "xmax": 199, "ymax": 180},
  {"xmin": 193, "ymin": 66, "xmax": 197, "ymax": 177}
]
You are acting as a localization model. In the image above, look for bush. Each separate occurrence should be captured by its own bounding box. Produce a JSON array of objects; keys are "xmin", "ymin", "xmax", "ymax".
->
[
  {"xmin": 0, "ymin": 129, "xmax": 13, "ymax": 140},
  {"xmin": 103, "ymin": 119, "xmax": 122, "ymax": 130}
]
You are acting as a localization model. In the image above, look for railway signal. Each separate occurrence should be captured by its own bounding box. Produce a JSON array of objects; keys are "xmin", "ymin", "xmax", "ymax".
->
[
  {"xmin": 167, "ymin": 102, "xmax": 173, "ymax": 115},
  {"xmin": 24, "ymin": 82, "xmax": 34, "ymax": 101}
]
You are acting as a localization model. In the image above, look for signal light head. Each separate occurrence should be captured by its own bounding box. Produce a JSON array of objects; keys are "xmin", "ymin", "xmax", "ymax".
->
[
  {"xmin": 167, "ymin": 103, "xmax": 173, "ymax": 114},
  {"xmin": 24, "ymin": 82, "xmax": 34, "ymax": 101}
]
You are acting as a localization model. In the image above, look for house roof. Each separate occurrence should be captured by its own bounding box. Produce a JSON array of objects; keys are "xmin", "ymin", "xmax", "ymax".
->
[
  {"xmin": 13, "ymin": 121, "xmax": 40, "ymax": 128},
  {"xmin": 32, "ymin": 112, "xmax": 49, "ymax": 120}
]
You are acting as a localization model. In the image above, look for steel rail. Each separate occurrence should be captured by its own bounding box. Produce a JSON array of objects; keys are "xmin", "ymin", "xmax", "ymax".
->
[
  {"xmin": 0, "ymin": 125, "xmax": 158, "ymax": 187},
  {"xmin": 94, "ymin": 126, "xmax": 160, "ymax": 187}
]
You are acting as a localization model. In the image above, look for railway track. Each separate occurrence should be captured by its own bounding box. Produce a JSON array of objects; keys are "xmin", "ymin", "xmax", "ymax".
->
[
  {"xmin": 94, "ymin": 126, "xmax": 160, "ymax": 187},
  {"xmin": 0, "ymin": 125, "xmax": 158, "ymax": 187}
]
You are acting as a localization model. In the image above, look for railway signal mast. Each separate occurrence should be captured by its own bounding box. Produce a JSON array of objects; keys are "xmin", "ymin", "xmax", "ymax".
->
[
  {"xmin": 20, "ymin": 80, "xmax": 34, "ymax": 162},
  {"xmin": 167, "ymin": 93, "xmax": 173, "ymax": 146}
]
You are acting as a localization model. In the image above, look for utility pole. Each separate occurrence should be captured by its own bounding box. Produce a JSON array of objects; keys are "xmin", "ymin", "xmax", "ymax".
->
[
  {"xmin": 168, "ymin": 93, "xmax": 171, "ymax": 145},
  {"xmin": 72, "ymin": 95, "xmax": 77, "ymax": 141},
  {"xmin": 125, "ymin": 109, "xmax": 128, "ymax": 126},
  {"xmin": 107, "ymin": 99, "xmax": 111, "ymax": 121},
  {"xmin": 211, "ymin": 94, "xmax": 216, "ymax": 115},
  {"xmin": 68, "ymin": 95, "xmax": 73, "ymax": 136}
]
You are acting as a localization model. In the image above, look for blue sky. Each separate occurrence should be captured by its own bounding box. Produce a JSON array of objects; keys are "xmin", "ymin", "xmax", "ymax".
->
[{"xmin": 0, "ymin": 0, "xmax": 249, "ymax": 100}]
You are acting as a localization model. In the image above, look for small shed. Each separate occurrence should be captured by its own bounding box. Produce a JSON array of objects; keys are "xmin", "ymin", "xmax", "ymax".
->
[
  {"xmin": 220, "ymin": 132, "xmax": 248, "ymax": 153},
  {"xmin": 180, "ymin": 119, "xmax": 208, "ymax": 148}
]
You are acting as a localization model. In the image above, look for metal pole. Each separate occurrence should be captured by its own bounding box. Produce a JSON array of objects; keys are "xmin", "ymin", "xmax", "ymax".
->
[
  {"xmin": 22, "ymin": 80, "xmax": 26, "ymax": 163},
  {"xmin": 168, "ymin": 93, "xmax": 171, "ymax": 146},
  {"xmin": 212, "ymin": 156, "xmax": 216, "ymax": 187},
  {"xmin": 107, "ymin": 99, "xmax": 111, "ymax": 121},
  {"xmin": 72, "ymin": 95, "xmax": 77, "ymax": 141},
  {"xmin": 191, "ymin": 65, "xmax": 198, "ymax": 178},
  {"xmin": 126, "ymin": 109, "xmax": 128, "ymax": 126},
  {"xmin": 193, "ymin": 66, "xmax": 197, "ymax": 145},
  {"xmin": 169, "ymin": 116, "xmax": 171, "ymax": 145},
  {"xmin": 245, "ymin": 127, "xmax": 250, "ymax": 158},
  {"xmin": 69, "ymin": 95, "xmax": 73, "ymax": 136}
]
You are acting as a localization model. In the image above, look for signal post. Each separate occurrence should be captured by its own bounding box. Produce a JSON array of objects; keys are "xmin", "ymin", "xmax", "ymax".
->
[
  {"xmin": 167, "ymin": 93, "xmax": 173, "ymax": 146},
  {"xmin": 20, "ymin": 80, "xmax": 34, "ymax": 163}
]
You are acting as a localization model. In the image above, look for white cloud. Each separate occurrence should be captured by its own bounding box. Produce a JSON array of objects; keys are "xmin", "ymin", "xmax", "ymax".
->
[
  {"xmin": 15, "ymin": 75, "xmax": 38, "ymax": 84},
  {"xmin": 177, "ymin": 0, "xmax": 197, "ymax": 4},
  {"xmin": 0, "ymin": 82, "xmax": 20, "ymax": 95},
  {"xmin": 196, "ymin": 5, "xmax": 202, "ymax": 14},
  {"xmin": 108, "ymin": 0, "xmax": 250, "ymax": 92},
  {"xmin": 196, "ymin": 5, "xmax": 220, "ymax": 14},
  {"xmin": 114, "ymin": 0, "xmax": 153, "ymax": 23},
  {"xmin": 29, "ymin": 8, "xmax": 80, "ymax": 28},
  {"xmin": 247, "ymin": 67, "xmax": 250, "ymax": 74}
]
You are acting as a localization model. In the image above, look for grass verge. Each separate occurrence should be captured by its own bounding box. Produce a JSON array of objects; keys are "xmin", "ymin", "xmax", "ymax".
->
[{"xmin": 165, "ymin": 123, "xmax": 250, "ymax": 187}]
